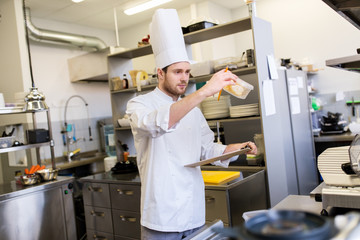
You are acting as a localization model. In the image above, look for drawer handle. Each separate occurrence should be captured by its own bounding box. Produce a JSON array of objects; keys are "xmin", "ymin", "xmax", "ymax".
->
[
  {"xmin": 93, "ymin": 235, "xmax": 108, "ymax": 240},
  {"xmin": 119, "ymin": 215, "xmax": 137, "ymax": 222},
  {"xmin": 90, "ymin": 210, "xmax": 105, "ymax": 217},
  {"xmin": 88, "ymin": 186, "xmax": 103, "ymax": 192},
  {"xmin": 205, "ymin": 196, "xmax": 215, "ymax": 203},
  {"xmin": 117, "ymin": 189, "xmax": 134, "ymax": 195}
]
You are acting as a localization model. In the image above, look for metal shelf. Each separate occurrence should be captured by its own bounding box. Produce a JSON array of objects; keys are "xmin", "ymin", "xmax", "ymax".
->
[
  {"xmin": 0, "ymin": 108, "xmax": 49, "ymax": 115},
  {"xmin": 108, "ymin": 17, "xmax": 252, "ymax": 59},
  {"xmin": 207, "ymin": 116, "xmax": 261, "ymax": 126},
  {"xmin": 326, "ymin": 54, "xmax": 360, "ymax": 73},
  {"xmin": 0, "ymin": 142, "xmax": 51, "ymax": 154},
  {"xmin": 322, "ymin": 0, "xmax": 360, "ymax": 31},
  {"xmin": 323, "ymin": 0, "xmax": 360, "ymax": 73},
  {"xmin": 111, "ymin": 84, "xmax": 157, "ymax": 94},
  {"xmin": 110, "ymin": 67, "xmax": 257, "ymax": 94},
  {"xmin": 0, "ymin": 108, "xmax": 55, "ymax": 168},
  {"xmin": 114, "ymin": 116, "xmax": 261, "ymax": 131},
  {"xmin": 193, "ymin": 67, "xmax": 257, "ymax": 83}
]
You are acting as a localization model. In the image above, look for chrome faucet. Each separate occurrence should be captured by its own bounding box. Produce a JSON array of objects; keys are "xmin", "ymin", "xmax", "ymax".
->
[{"xmin": 63, "ymin": 95, "xmax": 93, "ymax": 161}]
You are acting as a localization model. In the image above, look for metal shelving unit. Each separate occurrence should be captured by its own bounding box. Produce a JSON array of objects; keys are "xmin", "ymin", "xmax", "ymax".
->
[
  {"xmin": 0, "ymin": 109, "xmax": 55, "ymax": 169},
  {"xmin": 106, "ymin": 15, "xmax": 313, "ymax": 206},
  {"xmin": 323, "ymin": 0, "xmax": 360, "ymax": 72}
]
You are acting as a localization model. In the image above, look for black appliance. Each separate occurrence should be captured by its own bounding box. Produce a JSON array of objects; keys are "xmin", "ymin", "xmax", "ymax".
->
[{"xmin": 319, "ymin": 112, "xmax": 346, "ymax": 134}]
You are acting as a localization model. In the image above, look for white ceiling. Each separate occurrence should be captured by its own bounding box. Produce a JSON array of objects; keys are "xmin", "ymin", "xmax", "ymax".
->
[{"xmin": 25, "ymin": 0, "xmax": 245, "ymax": 31}]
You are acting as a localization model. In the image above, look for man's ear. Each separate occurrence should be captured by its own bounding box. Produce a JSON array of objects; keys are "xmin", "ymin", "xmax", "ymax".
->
[{"xmin": 157, "ymin": 68, "xmax": 164, "ymax": 80}]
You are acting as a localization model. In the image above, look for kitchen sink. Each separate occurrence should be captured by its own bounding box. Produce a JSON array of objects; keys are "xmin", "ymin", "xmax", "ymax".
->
[
  {"xmin": 45, "ymin": 150, "xmax": 107, "ymax": 177},
  {"xmin": 71, "ymin": 150, "xmax": 105, "ymax": 160}
]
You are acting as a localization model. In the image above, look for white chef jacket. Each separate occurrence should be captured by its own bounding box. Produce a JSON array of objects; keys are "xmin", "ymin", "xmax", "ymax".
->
[{"xmin": 126, "ymin": 88, "xmax": 232, "ymax": 232}]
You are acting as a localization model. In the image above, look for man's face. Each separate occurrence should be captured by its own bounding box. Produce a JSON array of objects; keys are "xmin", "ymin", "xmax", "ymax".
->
[{"xmin": 158, "ymin": 61, "xmax": 191, "ymax": 100}]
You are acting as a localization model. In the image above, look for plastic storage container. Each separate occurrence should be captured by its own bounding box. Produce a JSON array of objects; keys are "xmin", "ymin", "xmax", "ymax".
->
[
  {"xmin": 103, "ymin": 124, "xmax": 116, "ymax": 157},
  {"xmin": 0, "ymin": 136, "xmax": 13, "ymax": 149},
  {"xmin": 190, "ymin": 61, "xmax": 214, "ymax": 77},
  {"xmin": 187, "ymin": 21, "xmax": 217, "ymax": 32},
  {"xmin": 223, "ymin": 77, "xmax": 254, "ymax": 99},
  {"xmin": 213, "ymin": 57, "xmax": 245, "ymax": 72}
]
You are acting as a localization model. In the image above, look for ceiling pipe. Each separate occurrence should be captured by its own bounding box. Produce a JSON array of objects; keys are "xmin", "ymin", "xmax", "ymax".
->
[{"xmin": 25, "ymin": 8, "xmax": 107, "ymax": 50}]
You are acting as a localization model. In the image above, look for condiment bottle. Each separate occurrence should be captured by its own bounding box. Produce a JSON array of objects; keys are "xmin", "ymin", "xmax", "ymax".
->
[{"xmin": 122, "ymin": 74, "xmax": 129, "ymax": 89}]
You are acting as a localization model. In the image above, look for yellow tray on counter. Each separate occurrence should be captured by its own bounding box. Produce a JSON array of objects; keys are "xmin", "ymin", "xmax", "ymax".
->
[{"xmin": 201, "ymin": 171, "xmax": 240, "ymax": 185}]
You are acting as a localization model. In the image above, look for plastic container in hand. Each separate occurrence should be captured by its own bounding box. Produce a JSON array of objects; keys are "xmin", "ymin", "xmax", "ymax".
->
[{"xmin": 223, "ymin": 78, "xmax": 254, "ymax": 99}]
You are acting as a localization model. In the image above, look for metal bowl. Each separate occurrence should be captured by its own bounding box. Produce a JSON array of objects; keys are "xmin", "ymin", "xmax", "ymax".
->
[
  {"xmin": 37, "ymin": 168, "xmax": 58, "ymax": 181},
  {"xmin": 20, "ymin": 174, "xmax": 39, "ymax": 186}
]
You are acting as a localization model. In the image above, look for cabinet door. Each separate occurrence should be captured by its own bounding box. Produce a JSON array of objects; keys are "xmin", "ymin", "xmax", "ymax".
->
[
  {"xmin": 87, "ymin": 229, "xmax": 114, "ymax": 240},
  {"xmin": 112, "ymin": 209, "xmax": 141, "ymax": 239},
  {"xmin": 83, "ymin": 182, "xmax": 111, "ymax": 208},
  {"xmin": 110, "ymin": 183, "xmax": 140, "ymax": 211},
  {"xmin": 84, "ymin": 205, "xmax": 114, "ymax": 234},
  {"xmin": 205, "ymin": 190, "xmax": 229, "ymax": 225}
]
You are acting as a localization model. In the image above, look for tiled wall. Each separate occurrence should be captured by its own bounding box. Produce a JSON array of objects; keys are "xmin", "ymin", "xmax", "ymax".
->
[
  {"xmin": 1, "ymin": 116, "xmax": 113, "ymax": 165},
  {"xmin": 38, "ymin": 116, "xmax": 113, "ymax": 162},
  {"xmin": 313, "ymin": 90, "xmax": 360, "ymax": 125}
]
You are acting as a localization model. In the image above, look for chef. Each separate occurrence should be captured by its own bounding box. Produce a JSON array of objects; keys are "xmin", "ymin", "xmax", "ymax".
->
[{"xmin": 126, "ymin": 9, "xmax": 257, "ymax": 240}]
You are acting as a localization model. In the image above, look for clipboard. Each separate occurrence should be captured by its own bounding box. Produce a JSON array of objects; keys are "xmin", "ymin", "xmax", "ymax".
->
[{"xmin": 184, "ymin": 147, "xmax": 251, "ymax": 167}]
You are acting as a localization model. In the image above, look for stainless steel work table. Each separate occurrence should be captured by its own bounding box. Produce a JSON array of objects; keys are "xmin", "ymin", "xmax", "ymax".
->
[
  {"xmin": 273, "ymin": 194, "xmax": 323, "ymax": 214},
  {"xmin": 0, "ymin": 176, "xmax": 77, "ymax": 240},
  {"xmin": 0, "ymin": 176, "xmax": 74, "ymax": 201}
]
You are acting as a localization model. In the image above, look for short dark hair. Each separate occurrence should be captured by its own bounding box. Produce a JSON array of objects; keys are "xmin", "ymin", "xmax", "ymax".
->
[{"xmin": 162, "ymin": 66, "xmax": 169, "ymax": 73}]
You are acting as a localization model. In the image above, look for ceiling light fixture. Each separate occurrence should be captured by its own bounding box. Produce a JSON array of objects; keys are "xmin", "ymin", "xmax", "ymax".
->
[
  {"xmin": 72, "ymin": 0, "xmax": 84, "ymax": 3},
  {"xmin": 124, "ymin": 0, "xmax": 172, "ymax": 16}
]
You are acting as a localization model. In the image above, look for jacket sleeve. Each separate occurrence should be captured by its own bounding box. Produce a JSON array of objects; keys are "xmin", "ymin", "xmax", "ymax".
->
[{"xmin": 126, "ymin": 95, "xmax": 179, "ymax": 138}]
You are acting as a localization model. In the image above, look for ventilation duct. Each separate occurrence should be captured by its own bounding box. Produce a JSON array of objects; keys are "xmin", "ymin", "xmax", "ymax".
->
[{"xmin": 25, "ymin": 8, "xmax": 107, "ymax": 50}]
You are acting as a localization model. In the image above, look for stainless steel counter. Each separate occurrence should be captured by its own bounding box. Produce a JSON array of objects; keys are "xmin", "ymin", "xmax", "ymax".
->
[
  {"xmin": 273, "ymin": 194, "xmax": 323, "ymax": 215},
  {"xmin": 0, "ymin": 176, "xmax": 77, "ymax": 240},
  {"xmin": 0, "ymin": 176, "xmax": 74, "ymax": 201},
  {"xmin": 314, "ymin": 131, "xmax": 356, "ymax": 143},
  {"xmin": 45, "ymin": 150, "xmax": 107, "ymax": 170},
  {"xmin": 79, "ymin": 171, "xmax": 141, "ymax": 185},
  {"xmin": 79, "ymin": 169, "xmax": 265, "ymax": 190}
]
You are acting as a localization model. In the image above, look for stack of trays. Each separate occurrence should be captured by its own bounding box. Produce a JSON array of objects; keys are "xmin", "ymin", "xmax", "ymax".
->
[
  {"xmin": 229, "ymin": 103, "xmax": 259, "ymax": 118},
  {"xmin": 201, "ymin": 95, "xmax": 230, "ymax": 119}
]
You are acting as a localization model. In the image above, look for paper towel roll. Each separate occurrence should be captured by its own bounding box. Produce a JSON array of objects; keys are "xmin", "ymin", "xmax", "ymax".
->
[{"xmin": 104, "ymin": 156, "xmax": 117, "ymax": 172}]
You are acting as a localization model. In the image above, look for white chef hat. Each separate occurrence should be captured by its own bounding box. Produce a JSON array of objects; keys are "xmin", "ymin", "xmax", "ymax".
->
[{"xmin": 149, "ymin": 9, "xmax": 189, "ymax": 69}]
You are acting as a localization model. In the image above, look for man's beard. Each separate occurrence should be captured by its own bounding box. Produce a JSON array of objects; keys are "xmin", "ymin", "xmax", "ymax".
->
[{"xmin": 163, "ymin": 75, "xmax": 188, "ymax": 98}]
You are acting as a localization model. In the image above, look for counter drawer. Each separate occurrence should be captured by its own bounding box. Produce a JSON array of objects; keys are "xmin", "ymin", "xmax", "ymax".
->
[
  {"xmin": 112, "ymin": 209, "xmax": 141, "ymax": 239},
  {"xmin": 110, "ymin": 184, "xmax": 140, "ymax": 211},
  {"xmin": 205, "ymin": 190, "xmax": 229, "ymax": 224},
  {"xmin": 87, "ymin": 229, "xmax": 114, "ymax": 240},
  {"xmin": 85, "ymin": 206, "xmax": 113, "ymax": 234},
  {"xmin": 83, "ymin": 182, "xmax": 111, "ymax": 208}
]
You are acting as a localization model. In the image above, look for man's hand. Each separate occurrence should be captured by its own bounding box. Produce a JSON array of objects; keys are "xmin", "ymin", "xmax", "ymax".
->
[
  {"xmin": 224, "ymin": 142, "xmax": 257, "ymax": 155},
  {"xmin": 198, "ymin": 68, "xmax": 238, "ymax": 97}
]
